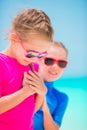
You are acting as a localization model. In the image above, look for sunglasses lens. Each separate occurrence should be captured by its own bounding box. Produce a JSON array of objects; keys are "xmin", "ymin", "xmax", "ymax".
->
[
  {"xmin": 45, "ymin": 58, "xmax": 67, "ymax": 68},
  {"xmin": 26, "ymin": 53, "xmax": 37, "ymax": 58},
  {"xmin": 38, "ymin": 53, "xmax": 47, "ymax": 58},
  {"xmin": 58, "ymin": 61, "xmax": 67, "ymax": 68},
  {"xmin": 45, "ymin": 58, "xmax": 54, "ymax": 65},
  {"xmin": 26, "ymin": 51, "xmax": 47, "ymax": 58}
]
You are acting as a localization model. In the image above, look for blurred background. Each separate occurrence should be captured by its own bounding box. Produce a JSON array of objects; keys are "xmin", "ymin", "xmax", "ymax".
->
[{"xmin": 0, "ymin": 0, "xmax": 87, "ymax": 130}]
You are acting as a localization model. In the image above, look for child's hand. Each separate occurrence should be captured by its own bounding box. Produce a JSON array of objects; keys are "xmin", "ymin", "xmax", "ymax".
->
[
  {"xmin": 23, "ymin": 70, "xmax": 47, "ymax": 96},
  {"xmin": 22, "ymin": 72, "xmax": 36, "ymax": 94}
]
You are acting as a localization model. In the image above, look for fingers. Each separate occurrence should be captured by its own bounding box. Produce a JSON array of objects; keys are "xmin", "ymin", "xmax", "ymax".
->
[
  {"xmin": 27, "ymin": 70, "xmax": 40, "ymax": 79},
  {"xmin": 25, "ymin": 71, "xmax": 43, "ymax": 88},
  {"xmin": 23, "ymin": 71, "xmax": 47, "ymax": 96}
]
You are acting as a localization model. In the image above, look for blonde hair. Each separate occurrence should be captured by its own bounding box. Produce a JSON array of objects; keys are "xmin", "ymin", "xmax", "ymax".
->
[
  {"xmin": 11, "ymin": 8, "xmax": 54, "ymax": 41},
  {"xmin": 53, "ymin": 41, "xmax": 68, "ymax": 57}
]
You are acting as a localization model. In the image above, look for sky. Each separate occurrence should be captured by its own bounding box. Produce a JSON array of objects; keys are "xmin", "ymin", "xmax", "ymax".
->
[{"xmin": 0, "ymin": 0, "xmax": 87, "ymax": 78}]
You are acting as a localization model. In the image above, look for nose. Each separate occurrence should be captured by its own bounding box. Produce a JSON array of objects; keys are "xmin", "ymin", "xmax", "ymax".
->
[
  {"xmin": 51, "ymin": 63, "xmax": 61, "ymax": 70},
  {"xmin": 50, "ymin": 63, "xmax": 57, "ymax": 70},
  {"xmin": 52, "ymin": 63, "xmax": 58, "ymax": 68}
]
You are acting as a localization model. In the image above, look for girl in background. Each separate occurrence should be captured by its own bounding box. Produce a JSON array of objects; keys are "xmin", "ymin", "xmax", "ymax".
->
[{"xmin": 34, "ymin": 41, "xmax": 69, "ymax": 130}]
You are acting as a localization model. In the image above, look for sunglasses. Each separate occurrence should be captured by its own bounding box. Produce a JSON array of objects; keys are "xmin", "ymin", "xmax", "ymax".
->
[
  {"xmin": 20, "ymin": 41, "xmax": 47, "ymax": 58},
  {"xmin": 44, "ymin": 57, "xmax": 68, "ymax": 68},
  {"xmin": 25, "ymin": 51, "xmax": 48, "ymax": 58}
]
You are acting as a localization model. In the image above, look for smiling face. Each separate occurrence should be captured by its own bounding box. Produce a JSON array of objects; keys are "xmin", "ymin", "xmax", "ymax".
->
[{"xmin": 39, "ymin": 42, "xmax": 68, "ymax": 81}]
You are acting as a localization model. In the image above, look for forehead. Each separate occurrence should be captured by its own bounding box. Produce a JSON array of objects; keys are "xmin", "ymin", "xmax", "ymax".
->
[
  {"xmin": 47, "ymin": 46, "xmax": 67, "ymax": 59},
  {"xmin": 23, "ymin": 36, "xmax": 52, "ymax": 52}
]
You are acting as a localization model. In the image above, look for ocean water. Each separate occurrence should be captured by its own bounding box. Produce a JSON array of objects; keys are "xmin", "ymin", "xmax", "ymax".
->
[{"xmin": 54, "ymin": 77, "xmax": 87, "ymax": 130}]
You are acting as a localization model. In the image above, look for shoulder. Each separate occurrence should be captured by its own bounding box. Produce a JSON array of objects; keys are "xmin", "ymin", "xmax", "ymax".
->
[
  {"xmin": 53, "ymin": 88, "xmax": 69, "ymax": 104},
  {"xmin": 0, "ymin": 53, "xmax": 8, "ymax": 63},
  {"xmin": 0, "ymin": 53, "xmax": 14, "ymax": 71},
  {"xmin": 0, "ymin": 53, "xmax": 5, "ymax": 68},
  {"xmin": 0, "ymin": 53, "xmax": 15, "ymax": 66}
]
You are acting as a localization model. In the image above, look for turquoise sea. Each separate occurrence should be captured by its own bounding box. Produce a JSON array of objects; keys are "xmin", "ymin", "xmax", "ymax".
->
[{"xmin": 54, "ymin": 77, "xmax": 87, "ymax": 130}]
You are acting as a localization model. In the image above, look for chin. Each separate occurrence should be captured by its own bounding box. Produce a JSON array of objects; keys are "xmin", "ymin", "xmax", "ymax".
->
[
  {"xmin": 48, "ymin": 76, "xmax": 60, "ymax": 82},
  {"xmin": 45, "ymin": 78, "xmax": 56, "ymax": 82}
]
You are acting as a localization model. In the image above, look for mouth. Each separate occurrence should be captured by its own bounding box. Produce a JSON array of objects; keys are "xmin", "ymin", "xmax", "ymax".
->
[{"xmin": 48, "ymin": 71, "xmax": 58, "ymax": 77}]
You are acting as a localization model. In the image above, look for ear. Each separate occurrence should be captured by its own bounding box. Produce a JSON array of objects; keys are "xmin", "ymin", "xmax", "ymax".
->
[{"xmin": 10, "ymin": 33, "xmax": 19, "ymax": 44}]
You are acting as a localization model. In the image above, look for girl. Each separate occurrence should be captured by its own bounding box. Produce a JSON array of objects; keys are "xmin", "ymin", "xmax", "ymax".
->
[
  {"xmin": 34, "ymin": 41, "xmax": 69, "ymax": 130},
  {"xmin": 0, "ymin": 8, "xmax": 54, "ymax": 130}
]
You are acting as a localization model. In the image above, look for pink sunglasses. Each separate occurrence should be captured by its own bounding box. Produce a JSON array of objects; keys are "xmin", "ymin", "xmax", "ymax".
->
[
  {"xmin": 25, "ymin": 50, "xmax": 48, "ymax": 58},
  {"xmin": 20, "ymin": 41, "xmax": 48, "ymax": 58}
]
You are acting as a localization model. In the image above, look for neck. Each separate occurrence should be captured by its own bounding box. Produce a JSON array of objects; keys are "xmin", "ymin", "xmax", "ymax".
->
[{"xmin": 2, "ymin": 44, "xmax": 12, "ymax": 57}]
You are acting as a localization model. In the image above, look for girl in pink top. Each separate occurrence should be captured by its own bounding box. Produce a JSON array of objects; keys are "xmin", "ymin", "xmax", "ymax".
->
[{"xmin": 0, "ymin": 8, "xmax": 53, "ymax": 130}]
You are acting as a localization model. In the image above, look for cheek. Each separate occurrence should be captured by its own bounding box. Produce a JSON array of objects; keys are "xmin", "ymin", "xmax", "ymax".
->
[
  {"xmin": 14, "ymin": 48, "xmax": 24, "ymax": 59},
  {"xmin": 41, "ymin": 67, "xmax": 49, "ymax": 78},
  {"xmin": 57, "ymin": 69, "xmax": 64, "ymax": 77}
]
